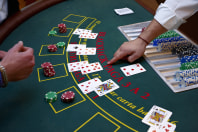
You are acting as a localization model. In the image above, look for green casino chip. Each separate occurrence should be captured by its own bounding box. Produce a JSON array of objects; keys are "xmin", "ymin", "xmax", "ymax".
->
[
  {"xmin": 49, "ymin": 30, "xmax": 57, "ymax": 36},
  {"xmin": 45, "ymin": 91, "xmax": 57, "ymax": 103},
  {"xmin": 57, "ymin": 42, "xmax": 66, "ymax": 48}
]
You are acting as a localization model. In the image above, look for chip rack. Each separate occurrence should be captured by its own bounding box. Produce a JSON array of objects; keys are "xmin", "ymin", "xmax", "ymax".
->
[{"xmin": 118, "ymin": 21, "xmax": 198, "ymax": 93}]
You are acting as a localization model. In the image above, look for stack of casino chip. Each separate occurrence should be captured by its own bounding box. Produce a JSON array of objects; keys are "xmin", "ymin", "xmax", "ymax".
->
[
  {"xmin": 175, "ymin": 68, "xmax": 198, "ymax": 81},
  {"xmin": 45, "ymin": 91, "xmax": 57, "ymax": 103},
  {"xmin": 171, "ymin": 44, "xmax": 194, "ymax": 55},
  {"xmin": 49, "ymin": 30, "xmax": 57, "ymax": 36},
  {"xmin": 61, "ymin": 91, "xmax": 75, "ymax": 103},
  {"xmin": 41, "ymin": 62, "xmax": 56, "ymax": 77},
  {"xmin": 155, "ymin": 30, "xmax": 180, "ymax": 40},
  {"xmin": 180, "ymin": 55, "xmax": 198, "ymax": 64},
  {"xmin": 178, "ymin": 49, "xmax": 198, "ymax": 58},
  {"xmin": 179, "ymin": 76, "xmax": 198, "ymax": 87},
  {"xmin": 57, "ymin": 42, "xmax": 66, "ymax": 48},
  {"xmin": 155, "ymin": 37, "xmax": 190, "ymax": 52},
  {"xmin": 48, "ymin": 44, "xmax": 58, "ymax": 52},
  {"xmin": 180, "ymin": 61, "xmax": 198, "ymax": 70},
  {"xmin": 58, "ymin": 23, "xmax": 67, "ymax": 33}
]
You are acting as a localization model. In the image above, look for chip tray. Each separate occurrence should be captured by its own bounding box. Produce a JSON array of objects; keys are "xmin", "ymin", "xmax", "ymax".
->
[{"xmin": 118, "ymin": 21, "xmax": 198, "ymax": 93}]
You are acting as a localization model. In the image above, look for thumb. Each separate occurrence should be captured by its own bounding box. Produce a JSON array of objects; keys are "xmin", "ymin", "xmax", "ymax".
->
[{"xmin": 9, "ymin": 41, "xmax": 24, "ymax": 52}]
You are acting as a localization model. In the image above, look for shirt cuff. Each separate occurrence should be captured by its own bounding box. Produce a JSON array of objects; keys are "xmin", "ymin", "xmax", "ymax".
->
[{"xmin": 154, "ymin": 3, "xmax": 186, "ymax": 30}]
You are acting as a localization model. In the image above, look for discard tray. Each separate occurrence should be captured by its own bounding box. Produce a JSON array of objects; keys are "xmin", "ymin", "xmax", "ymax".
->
[{"xmin": 118, "ymin": 21, "xmax": 198, "ymax": 93}]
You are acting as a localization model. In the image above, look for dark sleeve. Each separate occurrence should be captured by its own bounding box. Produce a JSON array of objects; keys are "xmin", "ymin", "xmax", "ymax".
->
[{"xmin": 7, "ymin": 0, "xmax": 20, "ymax": 17}]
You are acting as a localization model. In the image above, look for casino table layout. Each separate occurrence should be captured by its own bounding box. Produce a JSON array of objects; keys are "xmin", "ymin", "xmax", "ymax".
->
[{"xmin": 0, "ymin": 0, "xmax": 198, "ymax": 132}]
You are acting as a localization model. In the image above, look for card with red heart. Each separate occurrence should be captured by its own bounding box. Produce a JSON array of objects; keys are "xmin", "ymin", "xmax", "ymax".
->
[
  {"xmin": 67, "ymin": 61, "xmax": 88, "ymax": 72},
  {"xmin": 80, "ymin": 62, "xmax": 103, "ymax": 75},
  {"xmin": 76, "ymin": 47, "xmax": 96, "ymax": 55},
  {"xmin": 147, "ymin": 122, "xmax": 176, "ymax": 132},
  {"xmin": 77, "ymin": 78, "xmax": 102, "ymax": 94},
  {"xmin": 79, "ymin": 32, "xmax": 98, "ymax": 39},
  {"xmin": 120, "ymin": 63, "xmax": 146, "ymax": 76}
]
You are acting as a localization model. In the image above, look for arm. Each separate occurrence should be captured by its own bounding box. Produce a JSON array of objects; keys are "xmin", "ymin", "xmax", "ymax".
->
[
  {"xmin": 107, "ymin": 19, "xmax": 167, "ymax": 64},
  {"xmin": 0, "ymin": 41, "xmax": 35, "ymax": 82},
  {"xmin": 108, "ymin": 0, "xmax": 198, "ymax": 65}
]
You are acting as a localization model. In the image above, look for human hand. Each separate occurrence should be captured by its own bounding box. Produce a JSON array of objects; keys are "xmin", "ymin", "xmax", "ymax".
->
[
  {"xmin": 0, "ymin": 41, "xmax": 35, "ymax": 81},
  {"xmin": 107, "ymin": 38, "xmax": 147, "ymax": 65},
  {"xmin": 0, "ymin": 50, "xmax": 7, "ymax": 59}
]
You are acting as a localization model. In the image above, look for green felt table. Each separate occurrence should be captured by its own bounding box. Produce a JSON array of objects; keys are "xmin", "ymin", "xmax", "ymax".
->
[{"xmin": 0, "ymin": 0, "xmax": 197, "ymax": 132}]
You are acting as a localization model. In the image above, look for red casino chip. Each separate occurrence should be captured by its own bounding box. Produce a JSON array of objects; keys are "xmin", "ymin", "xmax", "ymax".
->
[
  {"xmin": 41, "ymin": 62, "xmax": 53, "ymax": 69},
  {"xmin": 48, "ymin": 45, "xmax": 57, "ymax": 52},
  {"xmin": 58, "ymin": 23, "xmax": 67, "ymax": 33},
  {"xmin": 61, "ymin": 91, "xmax": 75, "ymax": 103},
  {"xmin": 41, "ymin": 62, "xmax": 56, "ymax": 77}
]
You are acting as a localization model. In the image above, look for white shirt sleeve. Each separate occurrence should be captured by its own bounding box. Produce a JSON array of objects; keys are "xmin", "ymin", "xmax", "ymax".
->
[
  {"xmin": 0, "ymin": 0, "xmax": 8, "ymax": 24},
  {"xmin": 154, "ymin": 0, "xmax": 198, "ymax": 30}
]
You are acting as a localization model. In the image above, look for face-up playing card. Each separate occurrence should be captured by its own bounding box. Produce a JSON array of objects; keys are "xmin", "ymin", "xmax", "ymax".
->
[
  {"xmin": 142, "ymin": 105, "xmax": 172, "ymax": 128},
  {"xmin": 76, "ymin": 47, "xmax": 96, "ymax": 55},
  {"xmin": 147, "ymin": 126, "xmax": 159, "ymax": 132},
  {"xmin": 77, "ymin": 78, "xmax": 102, "ymax": 94},
  {"xmin": 80, "ymin": 62, "xmax": 103, "ymax": 75},
  {"xmin": 158, "ymin": 121, "xmax": 176, "ymax": 132},
  {"xmin": 66, "ymin": 44, "xmax": 86, "ymax": 52},
  {"xmin": 94, "ymin": 79, "xmax": 119, "ymax": 96},
  {"xmin": 67, "ymin": 61, "xmax": 88, "ymax": 72},
  {"xmin": 120, "ymin": 63, "xmax": 146, "ymax": 76},
  {"xmin": 147, "ymin": 122, "xmax": 176, "ymax": 132},
  {"xmin": 73, "ymin": 28, "xmax": 92, "ymax": 35},
  {"xmin": 79, "ymin": 32, "xmax": 98, "ymax": 39}
]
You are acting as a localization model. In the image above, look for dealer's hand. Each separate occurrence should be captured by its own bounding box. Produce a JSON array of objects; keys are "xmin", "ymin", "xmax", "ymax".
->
[
  {"xmin": 107, "ymin": 38, "xmax": 147, "ymax": 65},
  {"xmin": 0, "ymin": 41, "xmax": 35, "ymax": 81}
]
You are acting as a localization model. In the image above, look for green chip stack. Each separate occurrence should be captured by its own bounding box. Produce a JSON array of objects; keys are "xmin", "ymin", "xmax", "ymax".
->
[
  {"xmin": 45, "ymin": 91, "xmax": 57, "ymax": 103},
  {"xmin": 180, "ymin": 61, "xmax": 198, "ymax": 70},
  {"xmin": 155, "ymin": 30, "xmax": 180, "ymax": 39},
  {"xmin": 57, "ymin": 42, "xmax": 66, "ymax": 48},
  {"xmin": 49, "ymin": 31, "xmax": 57, "ymax": 36}
]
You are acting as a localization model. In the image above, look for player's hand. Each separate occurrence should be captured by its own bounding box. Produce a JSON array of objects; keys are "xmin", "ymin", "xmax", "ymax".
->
[
  {"xmin": 0, "ymin": 41, "xmax": 35, "ymax": 81},
  {"xmin": 107, "ymin": 38, "xmax": 147, "ymax": 64},
  {"xmin": 0, "ymin": 50, "xmax": 7, "ymax": 59}
]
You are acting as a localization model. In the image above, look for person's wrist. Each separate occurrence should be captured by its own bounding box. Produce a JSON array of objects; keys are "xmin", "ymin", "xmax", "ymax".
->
[
  {"xmin": 137, "ymin": 36, "xmax": 150, "ymax": 45},
  {"xmin": 0, "ymin": 63, "xmax": 8, "ymax": 87}
]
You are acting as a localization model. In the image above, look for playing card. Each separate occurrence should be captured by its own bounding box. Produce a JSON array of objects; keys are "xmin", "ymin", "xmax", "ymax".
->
[
  {"xmin": 77, "ymin": 78, "xmax": 102, "ymax": 94},
  {"xmin": 67, "ymin": 61, "xmax": 88, "ymax": 72},
  {"xmin": 94, "ymin": 79, "xmax": 119, "ymax": 96},
  {"xmin": 158, "ymin": 122, "xmax": 176, "ymax": 132},
  {"xmin": 80, "ymin": 62, "xmax": 103, "ymax": 75},
  {"xmin": 73, "ymin": 28, "xmax": 92, "ymax": 35},
  {"xmin": 66, "ymin": 44, "xmax": 86, "ymax": 52},
  {"xmin": 76, "ymin": 47, "xmax": 96, "ymax": 55},
  {"xmin": 147, "ymin": 126, "xmax": 159, "ymax": 132},
  {"xmin": 120, "ymin": 63, "xmax": 146, "ymax": 76},
  {"xmin": 79, "ymin": 32, "xmax": 98, "ymax": 39},
  {"xmin": 114, "ymin": 7, "xmax": 134, "ymax": 15},
  {"xmin": 142, "ymin": 105, "xmax": 172, "ymax": 127}
]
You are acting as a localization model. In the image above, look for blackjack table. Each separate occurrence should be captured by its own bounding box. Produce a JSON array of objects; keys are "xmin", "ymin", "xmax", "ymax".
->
[{"xmin": 0, "ymin": 0, "xmax": 198, "ymax": 132}]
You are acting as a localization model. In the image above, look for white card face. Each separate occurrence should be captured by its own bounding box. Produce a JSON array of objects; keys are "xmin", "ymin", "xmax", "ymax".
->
[
  {"xmin": 76, "ymin": 47, "xmax": 96, "ymax": 55},
  {"xmin": 114, "ymin": 7, "xmax": 134, "ymax": 15},
  {"xmin": 120, "ymin": 63, "xmax": 146, "ymax": 76},
  {"xmin": 94, "ymin": 79, "xmax": 119, "ymax": 96},
  {"xmin": 147, "ymin": 126, "xmax": 159, "ymax": 132},
  {"xmin": 66, "ymin": 44, "xmax": 86, "ymax": 52},
  {"xmin": 80, "ymin": 62, "xmax": 103, "ymax": 75},
  {"xmin": 147, "ymin": 122, "xmax": 176, "ymax": 132},
  {"xmin": 79, "ymin": 32, "xmax": 98, "ymax": 39},
  {"xmin": 142, "ymin": 105, "xmax": 172, "ymax": 127},
  {"xmin": 158, "ymin": 122, "xmax": 176, "ymax": 132},
  {"xmin": 73, "ymin": 28, "xmax": 92, "ymax": 35},
  {"xmin": 67, "ymin": 61, "xmax": 88, "ymax": 72},
  {"xmin": 77, "ymin": 78, "xmax": 102, "ymax": 94}
]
